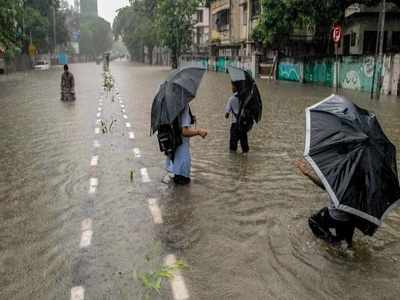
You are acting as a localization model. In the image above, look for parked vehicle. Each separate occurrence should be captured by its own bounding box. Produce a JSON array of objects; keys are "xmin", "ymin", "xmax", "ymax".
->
[{"xmin": 34, "ymin": 60, "xmax": 50, "ymax": 70}]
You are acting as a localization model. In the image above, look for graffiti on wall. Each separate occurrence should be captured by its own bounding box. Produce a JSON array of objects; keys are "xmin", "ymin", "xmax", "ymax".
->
[
  {"xmin": 278, "ymin": 62, "xmax": 301, "ymax": 82},
  {"xmin": 340, "ymin": 56, "xmax": 376, "ymax": 91}
]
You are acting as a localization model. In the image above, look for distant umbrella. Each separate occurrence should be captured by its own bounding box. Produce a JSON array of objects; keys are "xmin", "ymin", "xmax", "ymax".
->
[
  {"xmin": 304, "ymin": 95, "xmax": 400, "ymax": 233},
  {"xmin": 151, "ymin": 66, "xmax": 206, "ymax": 133}
]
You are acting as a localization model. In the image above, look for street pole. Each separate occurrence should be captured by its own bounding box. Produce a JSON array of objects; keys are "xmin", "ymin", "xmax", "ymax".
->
[
  {"xmin": 53, "ymin": 6, "xmax": 57, "ymax": 55},
  {"xmin": 371, "ymin": 0, "xmax": 386, "ymax": 99},
  {"xmin": 335, "ymin": 43, "xmax": 339, "ymax": 94},
  {"xmin": 376, "ymin": 0, "xmax": 386, "ymax": 99}
]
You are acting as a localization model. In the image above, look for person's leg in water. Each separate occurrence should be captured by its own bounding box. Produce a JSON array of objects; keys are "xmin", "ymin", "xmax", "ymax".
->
[
  {"xmin": 173, "ymin": 175, "xmax": 191, "ymax": 185},
  {"xmin": 230, "ymin": 123, "xmax": 240, "ymax": 152},
  {"xmin": 239, "ymin": 130, "xmax": 249, "ymax": 153},
  {"xmin": 309, "ymin": 207, "xmax": 355, "ymax": 248}
]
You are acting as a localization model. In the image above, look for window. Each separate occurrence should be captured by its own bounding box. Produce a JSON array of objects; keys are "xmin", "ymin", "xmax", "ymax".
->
[
  {"xmin": 243, "ymin": 5, "xmax": 248, "ymax": 26},
  {"xmin": 363, "ymin": 31, "xmax": 388, "ymax": 54},
  {"xmin": 350, "ymin": 32, "xmax": 357, "ymax": 47},
  {"xmin": 251, "ymin": 0, "xmax": 260, "ymax": 18},
  {"xmin": 392, "ymin": 31, "xmax": 400, "ymax": 49},
  {"xmin": 197, "ymin": 10, "xmax": 203, "ymax": 23},
  {"xmin": 215, "ymin": 9, "xmax": 229, "ymax": 31}
]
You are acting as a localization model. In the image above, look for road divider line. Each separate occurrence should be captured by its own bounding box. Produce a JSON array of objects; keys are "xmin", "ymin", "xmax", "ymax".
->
[
  {"xmin": 140, "ymin": 168, "xmax": 151, "ymax": 183},
  {"xmin": 125, "ymin": 122, "xmax": 131, "ymax": 128},
  {"xmin": 123, "ymin": 115, "xmax": 128, "ymax": 120},
  {"xmin": 121, "ymin": 105, "xmax": 125, "ymax": 108},
  {"xmin": 70, "ymin": 286, "xmax": 85, "ymax": 300},
  {"xmin": 164, "ymin": 255, "xmax": 189, "ymax": 300},
  {"xmin": 148, "ymin": 198, "xmax": 163, "ymax": 224},
  {"xmin": 93, "ymin": 140, "xmax": 100, "ymax": 148},
  {"xmin": 133, "ymin": 148, "xmax": 141, "ymax": 158},
  {"xmin": 97, "ymin": 107, "xmax": 102, "ymax": 112},
  {"xmin": 94, "ymin": 128, "xmax": 100, "ymax": 135},
  {"xmin": 80, "ymin": 219, "xmax": 93, "ymax": 248},
  {"xmin": 89, "ymin": 177, "xmax": 98, "ymax": 194},
  {"xmin": 122, "ymin": 109, "xmax": 126, "ymax": 113},
  {"xmin": 97, "ymin": 112, "xmax": 101, "ymax": 118},
  {"xmin": 90, "ymin": 155, "xmax": 98, "ymax": 166},
  {"xmin": 129, "ymin": 132, "xmax": 135, "ymax": 140}
]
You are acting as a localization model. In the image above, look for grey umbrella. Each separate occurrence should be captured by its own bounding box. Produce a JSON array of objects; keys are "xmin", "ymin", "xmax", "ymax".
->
[{"xmin": 151, "ymin": 66, "xmax": 206, "ymax": 133}]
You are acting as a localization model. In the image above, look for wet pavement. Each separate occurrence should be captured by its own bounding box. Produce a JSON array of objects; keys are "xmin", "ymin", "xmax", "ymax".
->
[{"xmin": 1, "ymin": 61, "xmax": 400, "ymax": 300}]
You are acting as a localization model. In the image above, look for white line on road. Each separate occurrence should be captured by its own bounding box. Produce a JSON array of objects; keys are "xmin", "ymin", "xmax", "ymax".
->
[
  {"xmin": 121, "ymin": 105, "xmax": 125, "ymax": 109},
  {"xmin": 164, "ymin": 255, "xmax": 189, "ymax": 300},
  {"xmin": 97, "ymin": 112, "xmax": 101, "ymax": 118},
  {"xmin": 70, "ymin": 286, "xmax": 85, "ymax": 300},
  {"xmin": 125, "ymin": 122, "xmax": 131, "ymax": 128},
  {"xmin": 89, "ymin": 177, "xmax": 98, "ymax": 194},
  {"xmin": 98, "ymin": 107, "xmax": 102, "ymax": 112},
  {"xmin": 94, "ymin": 128, "xmax": 100, "ymax": 135},
  {"xmin": 133, "ymin": 148, "xmax": 141, "ymax": 158},
  {"xmin": 90, "ymin": 155, "xmax": 98, "ymax": 166},
  {"xmin": 148, "ymin": 198, "xmax": 163, "ymax": 224},
  {"xmin": 123, "ymin": 115, "xmax": 128, "ymax": 119},
  {"xmin": 99, "ymin": 102, "xmax": 103, "ymax": 107},
  {"xmin": 129, "ymin": 132, "xmax": 135, "ymax": 140},
  {"xmin": 93, "ymin": 140, "xmax": 100, "ymax": 148},
  {"xmin": 122, "ymin": 109, "xmax": 126, "ymax": 113},
  {"xmin": 80, "ymin": 218, "xmax": 93, "ymax": 248},
  {"xmin": 140, "ymin": 168, "xmax": 151, "ymax": 183}
]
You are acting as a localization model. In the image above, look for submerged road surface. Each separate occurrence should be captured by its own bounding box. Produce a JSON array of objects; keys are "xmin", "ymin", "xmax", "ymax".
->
[{"xmin": 1, "ymin": 62, "xmax": 400, "ymax": 300}]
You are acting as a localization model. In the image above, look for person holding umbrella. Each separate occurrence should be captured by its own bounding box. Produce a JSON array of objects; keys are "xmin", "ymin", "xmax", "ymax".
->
[
  {"xmin": 151, "ymin": 66, "xmax": 208, "ymax": 185},
  {"xmin": 299, "ymin": 94, "xmax": 400, "ymax": 248},
  {"xmin": 225, "ymin": 66, "xmax": 262, "ymax": 153}
]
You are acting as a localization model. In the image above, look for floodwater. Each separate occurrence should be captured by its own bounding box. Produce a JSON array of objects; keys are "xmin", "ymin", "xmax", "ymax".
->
[{"xmin": 1, "ymin": 62, "xmax": 400, "ymax": 299}]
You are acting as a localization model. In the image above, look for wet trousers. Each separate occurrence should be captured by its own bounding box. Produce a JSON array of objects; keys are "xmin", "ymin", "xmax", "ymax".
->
[
  {"xmin": 230, "ymin": 123, "xmax": 249, "ymax": 153},
  {"xmin": 308, "ymin": 207, "xmax": 356, "ymax": 247}
]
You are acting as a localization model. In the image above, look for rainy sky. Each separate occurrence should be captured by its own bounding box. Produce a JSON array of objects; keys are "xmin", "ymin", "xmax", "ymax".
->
[{"xmin": 67, "ymin": 0, "xmax": 130, "ymax": 24}]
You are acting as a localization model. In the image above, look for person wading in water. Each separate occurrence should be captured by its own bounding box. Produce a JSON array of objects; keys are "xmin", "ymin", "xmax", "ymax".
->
[{"xmin": 61, "ymin": 64, "xmax": 76, "ymax": 101}]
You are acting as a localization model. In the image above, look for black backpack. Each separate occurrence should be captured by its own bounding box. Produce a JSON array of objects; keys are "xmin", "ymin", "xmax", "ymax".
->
[
  {"xmin": 238, "ymin": 84, "xmax": 258, "ymax": 133},
  {"xmin": 157, "ymin": 108, "xmax": 195, "ymax": 161}
]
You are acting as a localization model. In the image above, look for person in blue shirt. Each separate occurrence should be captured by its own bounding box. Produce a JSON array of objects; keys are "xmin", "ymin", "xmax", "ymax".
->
[
  {"xmin": 225, "ymin": 82, "xmax": 249, "ymax": 153},
  {"xmin": 166, "ymin": 104, "xmax": 208, "ymax": 185}
]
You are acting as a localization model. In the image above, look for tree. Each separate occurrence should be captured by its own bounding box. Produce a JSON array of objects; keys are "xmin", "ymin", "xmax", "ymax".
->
[
  {"xmin": 0, "ymin": 0, "xmax": 23, "ymax": 51},
  {"xmin": 156, "ymin": 0, "xmax": 199, "ymax": 68},
  {"xmin": 113, "ymin": 0, "xmax": 158, "ymax": 64},
  {"xmin": 80, "ymin": 16, "xmax": 113, "ymax": 58},
  {"xmin": 253, "ymin": 0, "xmax": 399, "ymax": 52}
]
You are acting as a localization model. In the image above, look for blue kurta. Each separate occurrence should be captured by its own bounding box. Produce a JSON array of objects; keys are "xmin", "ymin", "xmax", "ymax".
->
[{"xmin": 166, "ymin": 105, "xmax": 192, "ymax": 178}]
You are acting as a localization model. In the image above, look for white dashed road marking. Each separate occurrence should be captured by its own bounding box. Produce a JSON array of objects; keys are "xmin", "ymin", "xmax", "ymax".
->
[
  {"xmin": 70, "ymin": 286, "xmax": 85, "ymax": 300},
  {"xmin": 97, "ymin": 112, "xmax": 101, "ymax": 118},
  {"xmin": 123, "ymin": 115, "xmax": 128, "ymax": 119},
  {"xmin": 122, "ymin": 109, "xmax": 126, "ymax": 113},
  {"xmin": 164, "ymin": 255, "xmax": 189, "ymax": 300},
  {"xmin": 125, "ymin": 122, "xmax": 131, "ymax": 128},
  {"xmin": 133, "ymin": 148, "xmax": 141, "ymax": 158},
  {"xmin": 80, "ymin": 218, "xmax": 93, "ymax": 248},
  {"xmin": 95, "ymin": 128, "xmax": 100, "ymax": 135},
  {"xmin": 140, "ymin": 168, "xmax": 151, "ymax": 183},
  {"xmin": 148, "ymin": 198, "xmax": 163, "ymax": 224},
  {"xmin": 98, "ymin": 107, "xmax": 102, "ymax": 112},
  {"xmin": 93, "ymin": 140, "xmax": 100, "ymax": 148},
  {"xmin": 89, "ymin": 177, "xmax": 98, "ymax": 194},
  {"xmin": 90, "ymin": 155, "xmax": 98, "ymax": 166},
  {"xmin": 129, "ymin": 132, "xmax": 135, "ymax": 140}
]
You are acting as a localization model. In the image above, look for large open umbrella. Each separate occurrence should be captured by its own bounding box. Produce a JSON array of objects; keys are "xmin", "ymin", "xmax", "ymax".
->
[
  {"xmin": 304, "ymin": 94, "xmax": 400, "ymax": 232},
  {"xmin": 227, "ymin": 66, "xmax": 262, "ymax": 127},
  {"xmin": 151, "ymin": 65, "xmax": 206, "ymax": 133}
]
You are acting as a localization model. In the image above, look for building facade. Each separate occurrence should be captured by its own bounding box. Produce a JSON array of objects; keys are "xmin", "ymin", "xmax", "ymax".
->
[{"xmin": 192, "ymin": 7, "xmax": 210, "ymax": 55}]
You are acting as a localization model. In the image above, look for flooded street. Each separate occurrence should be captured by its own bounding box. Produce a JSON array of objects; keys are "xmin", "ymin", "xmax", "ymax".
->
[{"xmin": 1, "ymin": 62, "xmax": 400, "ymax": 299}]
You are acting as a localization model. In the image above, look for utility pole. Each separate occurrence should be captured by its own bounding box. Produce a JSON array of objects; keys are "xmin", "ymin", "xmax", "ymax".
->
[
  {"xmin": 53, "ymin": 5, "xmax": 57, "ymax": 55},
  {"xmin": 371, "ymin": 0, "xmax": 386, "ymax": 99}
]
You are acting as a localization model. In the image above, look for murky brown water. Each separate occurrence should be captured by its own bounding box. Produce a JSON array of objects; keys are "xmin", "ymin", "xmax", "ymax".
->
[{"xmin": 1, "ymin": 62, "xmax": 400, "ymax": 299}]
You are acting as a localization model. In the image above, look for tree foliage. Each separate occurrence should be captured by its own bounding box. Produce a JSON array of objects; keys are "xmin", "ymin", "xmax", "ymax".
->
[
  {"xmin": 113, "ymin": 0, "xmax": 158, "ymax": 63},
  {"xmin": 253, "ymin": 0, "xmax": 399, "ymax": 50},
  {"xmin": 156, "ymin": 0, "xmax": 199, "ymax": 68},
  {"xmin": 80, "ymin": 16, "xmax": 113, "ymax": 58}
]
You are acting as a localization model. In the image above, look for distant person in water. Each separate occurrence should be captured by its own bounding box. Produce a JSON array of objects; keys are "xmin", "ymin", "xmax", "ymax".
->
[
  {"xmin": 225, "ymin": 81, "xmax": 249, "ymax": 153},
  {"xmin": 295, "ymin": 159, "xmax": 356, "ymax": 248},
  {"xmin": 61, "ymin": 64, "xmax": 75, "ymax": 101}
]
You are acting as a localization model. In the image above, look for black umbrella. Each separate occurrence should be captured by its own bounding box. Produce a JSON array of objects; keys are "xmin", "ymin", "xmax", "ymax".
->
[
  {"xmin": 227, "ymin": 66, "xmax": 262, "ymax": 126},
  {"xmin": 151, "ymin": 66, "xmax": 206, "ymax": 133},
  {"xmin": 304, "ymin": 94, "xmax": 400, "ymax": 233}
]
